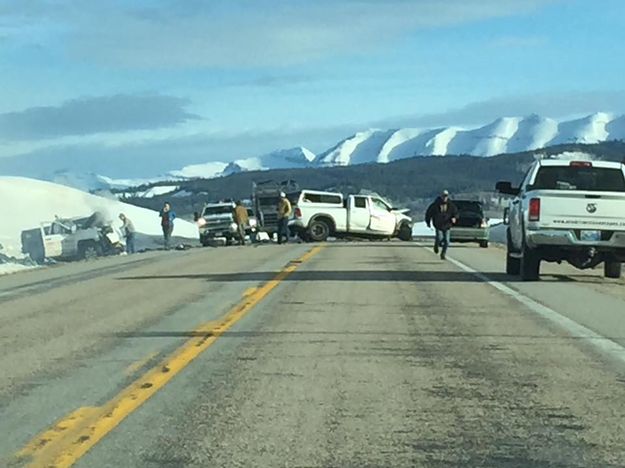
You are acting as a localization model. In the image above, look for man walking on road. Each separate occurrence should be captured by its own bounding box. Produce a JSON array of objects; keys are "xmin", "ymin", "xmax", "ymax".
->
[
  {"xmin": 233, "ymin": 201, "xmax": 249, "ymax": 245},
  {"xmin": 159, "ymin": 202, "xmax": 176, "ymax": 250},
  {"xmin": 425, "ymin": 190, "xmax": 458, "ymax": 260},
  {"xmin": 276, "ymin": 192, "xmax": 292, "ymax": 245},
  {"xmin": 119, "ymin": 213, "xmax": 136, "ymax": 254}
]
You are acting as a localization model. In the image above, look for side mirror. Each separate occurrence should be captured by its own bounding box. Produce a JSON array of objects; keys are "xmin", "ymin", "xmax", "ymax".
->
[
  {"xmin": 496, "ymin": 181, "xmax": 520, "ymax": 196},
  {"xmin": 503, "ymin": 207, "xmax": 510, "ymax": 225}
]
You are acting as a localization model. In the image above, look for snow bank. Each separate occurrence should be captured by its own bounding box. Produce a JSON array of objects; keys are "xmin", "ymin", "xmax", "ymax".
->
[
  {"xmin": 0, "ymin": 177, "xmax": 199, "ymax": 257},
  {"xmin": 0, "ymin": 263, "xmax": 38, "ymax": 276}
]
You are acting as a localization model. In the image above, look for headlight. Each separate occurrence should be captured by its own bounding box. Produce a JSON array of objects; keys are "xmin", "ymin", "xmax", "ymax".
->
[
  {"xmin": 249, "ymin": 219, "xmax": 257, "ymax": 227},
  {"xmin": 230, "ymin": 222, "xmax": 238, "ymax": 232}
]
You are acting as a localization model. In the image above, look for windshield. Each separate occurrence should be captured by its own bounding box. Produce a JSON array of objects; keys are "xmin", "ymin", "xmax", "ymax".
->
[
  {"xmin": 533, "ymin": 166, "xmax": 625, "ymax": 192},
  {"xmin": 202, "ymin": 206, "xmax": 233, "ymax": 216}
]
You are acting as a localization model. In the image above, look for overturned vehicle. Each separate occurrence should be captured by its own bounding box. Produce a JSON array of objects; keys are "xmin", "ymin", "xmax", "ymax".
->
[{"xmin": 21, "ymin": 213, "xmax": 124, "ymax": 263}]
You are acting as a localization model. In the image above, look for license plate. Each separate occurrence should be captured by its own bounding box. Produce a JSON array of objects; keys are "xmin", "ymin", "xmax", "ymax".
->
[{"xmin": 580, "ymin": 230, "xmax": 601, "ymax": 242}]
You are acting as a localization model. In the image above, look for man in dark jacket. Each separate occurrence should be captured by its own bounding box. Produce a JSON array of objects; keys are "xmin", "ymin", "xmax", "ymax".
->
[
  {"xmin": 159, "ymin": 202, "xmax": 176, "ymax": 250},
  {"xmin": 425, "ymin": 190, "xmax": 458, "ymax": 260}
]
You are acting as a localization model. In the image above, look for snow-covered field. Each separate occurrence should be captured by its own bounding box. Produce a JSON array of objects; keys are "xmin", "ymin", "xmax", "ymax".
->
[{"xmin": 0, "ymin": 177, "xmax": 199, "ymax": 258}]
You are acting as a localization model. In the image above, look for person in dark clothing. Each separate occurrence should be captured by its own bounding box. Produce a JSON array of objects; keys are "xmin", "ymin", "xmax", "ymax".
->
[
  {"xmin": 425, "ymin": 190, "xmax": 458, "ymax": 260},
  {"xmin": 159, "ymin": 202, "xmax": 176, "ymax": 250}
]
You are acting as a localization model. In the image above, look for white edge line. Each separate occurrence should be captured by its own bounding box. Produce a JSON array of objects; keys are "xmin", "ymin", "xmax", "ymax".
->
[{"xmin": 445, "ymin": 255, "xmax": 625, "ymax": 366}]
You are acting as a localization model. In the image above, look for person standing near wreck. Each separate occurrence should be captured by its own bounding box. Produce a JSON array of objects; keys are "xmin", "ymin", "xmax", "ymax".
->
[
  {"xmin": 159, "ymin": 202, "xmax": 176, "ymax": 250},
  {"xmin": 119, "ymin": 213, "xmax": 136, "ymax": 254}
]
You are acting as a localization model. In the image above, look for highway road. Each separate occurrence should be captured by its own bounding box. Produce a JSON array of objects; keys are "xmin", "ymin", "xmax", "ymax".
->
[{"xmin": 1, "ymin": 241, "xmax": 625, "ymax": 467}]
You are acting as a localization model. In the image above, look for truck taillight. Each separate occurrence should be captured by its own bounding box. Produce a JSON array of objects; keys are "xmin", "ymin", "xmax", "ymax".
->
[
  {"xmin": 295, "ymin": 207, "xmax": 302, "ymax": 218},
  {"xmin": 528, "ymin": 198, "xmax": 541, "ymax": 222},
  {"xmin": 570, "ymin": 161, "xmax": 592, "ymax": 168}
]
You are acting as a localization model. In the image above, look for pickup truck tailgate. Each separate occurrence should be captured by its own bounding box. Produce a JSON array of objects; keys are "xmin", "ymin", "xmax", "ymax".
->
[{"xmin": 532, "ymin": 190, "xmax": 625, "ymax": 230}]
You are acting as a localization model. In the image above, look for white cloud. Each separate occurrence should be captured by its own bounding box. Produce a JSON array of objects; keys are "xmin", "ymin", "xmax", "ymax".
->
[{"xmin": 1, "ymin": 0, "xmax": 556, "ymax": 68}]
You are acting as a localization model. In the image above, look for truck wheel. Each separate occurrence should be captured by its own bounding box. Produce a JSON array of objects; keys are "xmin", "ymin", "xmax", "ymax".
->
[
  {"xmin": 398, "ymin": 223, "xmax": 412, "ymax": 241},
  {"xmin": 79, "ymin": 241, "xmax": 100, "ymax": 260},
  {"xmin": 308, "ymin": 219, "xmax": 330, "ymax": 242},
  {"xmin": 520, "ymin": 240, "xmax": 541, "ymax": 281},
  {"xmin": 506, "ymin": 230, "xmax": 520, "ymax": 275},
  {"xmin": 479, "ymin": 240, "xmax": 489, "ymax": 248},
  {"xmin": 604, "ymin": 261, "xmax": 622, "ymax": 279}
]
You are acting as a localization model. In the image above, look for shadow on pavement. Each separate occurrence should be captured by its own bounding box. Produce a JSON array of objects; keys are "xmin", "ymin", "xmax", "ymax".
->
[
  {"xmin": 118, "ymin": 270, "xmax": 534, "ymax": 283},
  {"xmin": 110, "ymin": 329, "xmax": 625, "ymax": 342}
]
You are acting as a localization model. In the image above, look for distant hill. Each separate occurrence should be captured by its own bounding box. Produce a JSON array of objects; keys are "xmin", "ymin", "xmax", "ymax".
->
[
  {"xmin": 121, "ymin": 141, "xmax": 625, "ymax": 217},
  {"xmin": 2, "ymin": 112, "xmax": 625, "ymax": 188}
]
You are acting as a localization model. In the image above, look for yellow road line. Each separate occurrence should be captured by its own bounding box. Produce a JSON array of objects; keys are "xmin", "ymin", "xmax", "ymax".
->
[
  {"xmin": 123, "ymin": 351, "xmax": 159, "ymax": 377},
  {"xmin": 16, "ymin": 245, "xmax": 324, "ymax": 468},
  {"xmin": 242, "ymin": 286, "xmax": 258, "ymax": 297}
]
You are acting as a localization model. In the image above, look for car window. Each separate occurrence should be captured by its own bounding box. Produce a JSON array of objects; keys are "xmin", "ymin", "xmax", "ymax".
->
[
  {"xmin": 371, "ymin": 198, "xmax": 389, "ymax": 212},
  {"xmin": 354, "ymin": 197, "xmax": 367, "ymax": 209},
  {"xmin": 302, "ymin": 193, "xmax": 342, "ymax": 204},
  {"xmin": 532, "ymin": 167, "xmax": 625, "ymax": 192},
  {"xmin": 203, "ymin": 206, "xmax": 234, "ymax": 216}
]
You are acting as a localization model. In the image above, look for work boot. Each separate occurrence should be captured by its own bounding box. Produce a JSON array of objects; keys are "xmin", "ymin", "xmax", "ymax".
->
[
  {"xmin": 440, "ymin": 251, "xmax": 446, "ymax": 260},
  {"xmin": 434, "ymin": 244, "xmax": 439, "ymax": 254}
]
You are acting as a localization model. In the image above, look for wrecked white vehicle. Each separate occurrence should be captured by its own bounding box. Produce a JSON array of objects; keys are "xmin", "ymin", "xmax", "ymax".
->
[{"xmin": 21, "ymin": 213, "xmax": 124, "ymax": 263}]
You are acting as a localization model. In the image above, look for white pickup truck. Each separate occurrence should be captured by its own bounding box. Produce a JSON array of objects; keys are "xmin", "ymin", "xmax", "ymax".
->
[
  {"xmin": 289, "ymin": 190, "xmax": 413, "ymax": 242},
  {"xmin": 497, "ymin": 159, "xmax": 625, "ymax": 280}
]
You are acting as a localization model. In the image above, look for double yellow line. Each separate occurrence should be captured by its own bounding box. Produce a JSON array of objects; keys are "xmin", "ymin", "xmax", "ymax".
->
[{"xmin": 15, "ymin": 245, "xmax": 324, "ymax": 467}]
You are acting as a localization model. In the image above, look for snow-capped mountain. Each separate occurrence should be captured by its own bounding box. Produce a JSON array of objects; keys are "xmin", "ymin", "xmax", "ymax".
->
[
  {"xmin": 181, "ymin": 146, "xmax": 316, "ymax": 178},
  {"xmin": 2, "ymin": 113, "xmax": 624, "ymax": 193},
  {"xmin": 314, "ymin": 112, "xmax": 625, "ymax": 166}
]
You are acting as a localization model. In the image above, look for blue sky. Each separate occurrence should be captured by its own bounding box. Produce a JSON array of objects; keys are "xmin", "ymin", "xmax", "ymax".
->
[{"xmin": 1, "ymin": 0, "xmax": 625, "ymax": 174}]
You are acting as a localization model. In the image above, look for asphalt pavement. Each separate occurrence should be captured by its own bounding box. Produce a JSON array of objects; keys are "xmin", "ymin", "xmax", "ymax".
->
[{"xmin": 2, "ymin": 241, "xmax": 625, "ymax": 467}]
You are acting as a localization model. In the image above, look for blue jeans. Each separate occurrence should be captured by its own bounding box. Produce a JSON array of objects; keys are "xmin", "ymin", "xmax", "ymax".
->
[
  {"xmin": 277, "ymin": 218, "xmax": 289, "ymax": 244},
  {"xmin": 435, "ymin": 229, "xmax": 451, "ymax": 254},
  {"xmin": 126, "ymin": 232, "xmax": 136, "ymax": 254}
]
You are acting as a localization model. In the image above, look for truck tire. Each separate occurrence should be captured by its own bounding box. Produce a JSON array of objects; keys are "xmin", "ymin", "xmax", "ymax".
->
[
  {"xmin": 308, "ymin": 219, "xmax": 330, "ymax": 242},
  {"xmin": 604, "ymin": 261, "xmax": 622, "ymax": 279},
  {"xmin": 520, "ymin": 239, "xmax": 541, "ymax": 281},
  {"xmin": 79, "ymin": 241, "xmax": 100, "ymax": 260},
  {"xmin": 398, "ymin": 223, "xmax": 412, "ymax": 241},
  {"xmin": 506, "ymin": 230, "xmax": 520, "ymax": 275},
  {"xmin": 479, "ymin": 240, "xmax": 489, "ymax": 248}
]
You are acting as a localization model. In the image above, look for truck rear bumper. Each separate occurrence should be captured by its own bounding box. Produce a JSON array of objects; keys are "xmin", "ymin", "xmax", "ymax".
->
[{"xmin": 527, "ymin": 229, "xmax": 625, "ymax": 249}]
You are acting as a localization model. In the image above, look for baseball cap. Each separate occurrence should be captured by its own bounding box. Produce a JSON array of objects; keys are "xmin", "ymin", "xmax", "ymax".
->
[{"xmin": 280, "ymin": 191, "xmax": 286, "ymax": 197}]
